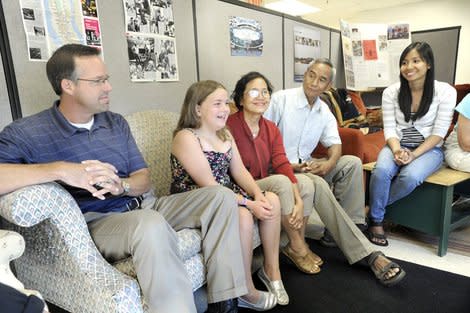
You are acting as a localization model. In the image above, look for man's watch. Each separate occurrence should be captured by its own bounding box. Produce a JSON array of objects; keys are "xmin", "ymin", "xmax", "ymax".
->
[{"xmin": 121, "ymin": 180, "xmax": 131, "ymax": 196}]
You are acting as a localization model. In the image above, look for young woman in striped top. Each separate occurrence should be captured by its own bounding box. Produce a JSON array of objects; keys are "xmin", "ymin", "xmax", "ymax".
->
[{"xmin": 367, "ymin": 42, "xmax": 456, "ymax": 246}]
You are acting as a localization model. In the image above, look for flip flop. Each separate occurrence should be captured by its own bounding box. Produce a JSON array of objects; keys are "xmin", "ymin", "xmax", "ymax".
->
[{"xmin": 366, "ymin": 229, "xmax": 389, "ymax": 246}]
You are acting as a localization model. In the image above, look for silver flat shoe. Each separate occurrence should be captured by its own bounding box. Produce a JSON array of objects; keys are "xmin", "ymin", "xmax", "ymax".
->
[
  {"xmin": 238, "ymin": 290, "xmax": 277, "ymax": 311},
  {"xmin": 257, "ymin": 267, "xmax": 289, "ymax": 305}
]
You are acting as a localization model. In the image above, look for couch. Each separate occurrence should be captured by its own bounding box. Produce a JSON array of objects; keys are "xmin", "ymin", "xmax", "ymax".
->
[
  {"xmin": 0, "ymin": 109, "xmax": 260, "ymax": 313},
  {"xmin": 313, "ymin": 90, "xmax": 386, "ymax": 163}
]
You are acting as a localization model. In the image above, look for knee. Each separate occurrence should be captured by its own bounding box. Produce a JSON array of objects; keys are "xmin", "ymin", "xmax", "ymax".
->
[
  {"xmin": 134, "ymin": 209, "xmax": 173, "ymax": 241},
  {"xmin": 342, "ymin": 155, "xmax": 362, "ymax": 170},
  {"xmin": 268, "ymin": 174, "xmax": 292, "ymax": 190},
  {"xmin": 371, "ymin": 164, "xmax": 394, "ymax": 180},
  {"xmin": 265, "ymin": 191, "xmax": 281, "ymax": 219},
  {"xmin": 297, "ymin": 174, "xmax": 315, "ymax": 195}
]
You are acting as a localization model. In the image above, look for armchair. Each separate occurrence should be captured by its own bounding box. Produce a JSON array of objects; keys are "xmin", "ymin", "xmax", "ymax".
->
[
  {"xmin": 313, "ymin": 90, "xmax": 385, "ymax": 163},
  {"xmin": 312, "ymin": 127, "xmax": 385, "ymax": 163},
  {"xmin": 0, "ymin": 110, "xmax": 236, "ymax": 313}
]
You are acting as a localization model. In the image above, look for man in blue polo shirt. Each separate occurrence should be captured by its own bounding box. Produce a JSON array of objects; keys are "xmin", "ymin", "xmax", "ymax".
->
[{"xmin": 0, "ymin": 44, "xmax": 244, "ymax": 313}]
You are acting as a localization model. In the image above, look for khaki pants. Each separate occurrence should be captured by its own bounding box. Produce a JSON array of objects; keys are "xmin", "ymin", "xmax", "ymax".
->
[
  {"xmin": 318, "ymin": 155, "xmax": 365, "ymax": 224},
  {"xmin": 256, "ymin": 172, "xmax": 374, "ymax": 264},
  {"xmin": 88, "ymin": 186, "xmax": 247, "ymax": 313}
]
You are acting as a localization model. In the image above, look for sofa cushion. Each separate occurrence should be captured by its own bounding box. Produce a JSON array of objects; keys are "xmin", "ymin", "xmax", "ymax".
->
[{"xmin": 125, "ymin": 110, "xmax": 180, "ymax": 197}]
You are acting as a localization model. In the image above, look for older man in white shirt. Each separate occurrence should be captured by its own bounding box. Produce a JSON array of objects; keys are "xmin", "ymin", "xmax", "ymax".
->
[
  {"xmin": 263, "ymin": 59, "xmax": 406, "ymax": 287},
  {"xmin": 264, "ymin": 58, "xmax": 366, "ymax": 246}
]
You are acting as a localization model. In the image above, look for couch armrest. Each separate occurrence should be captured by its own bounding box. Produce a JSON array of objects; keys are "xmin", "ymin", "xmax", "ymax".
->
[
  {"xmin": 338, "ymin": 128, "xmax": 366, "ymax": 161},
  {"xmin": 0, "ymin": 183, "xmax": 144, "ymax": 313},
  {"xmin": 311, "ymin": 127, "xmax": 365, "ymax": 162},
  {"xmin": 0, "ymin": 182, "xmax": 83, "ymax": 227}
]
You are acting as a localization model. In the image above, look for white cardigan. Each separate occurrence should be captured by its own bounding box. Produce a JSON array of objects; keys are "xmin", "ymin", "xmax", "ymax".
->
[{"xmin": 382, "ymin": 80, "xmax": 456, "ymax": 147}]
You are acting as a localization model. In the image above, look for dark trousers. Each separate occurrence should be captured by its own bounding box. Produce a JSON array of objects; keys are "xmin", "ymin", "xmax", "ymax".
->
[{"xmin": 0, "ymin": 282, "xmax": 44, "ymax": 313}]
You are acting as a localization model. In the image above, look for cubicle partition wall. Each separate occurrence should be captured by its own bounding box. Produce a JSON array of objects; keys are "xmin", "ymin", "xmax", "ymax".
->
[
  {"xmin": 0, "ymin": 0, "xmax": 460, "ymax": 126},
  {"xmin": 195, "ymin": 0, "xmax": 284, "ymax": 94},
  {"xmin": 412, "ymin": 26, "xmax": 460, "ymax": 85}
]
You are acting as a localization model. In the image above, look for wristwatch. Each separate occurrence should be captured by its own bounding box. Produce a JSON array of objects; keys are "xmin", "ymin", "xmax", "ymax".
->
[{"xmin": 121, "ymin": 180, "xmax": 131, "ymax": 196}]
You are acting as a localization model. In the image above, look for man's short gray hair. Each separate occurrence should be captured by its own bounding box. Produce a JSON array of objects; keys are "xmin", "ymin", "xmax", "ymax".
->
[{"xmin": 307, "ymin": 58, "xmax": 336, "ymax": 83}]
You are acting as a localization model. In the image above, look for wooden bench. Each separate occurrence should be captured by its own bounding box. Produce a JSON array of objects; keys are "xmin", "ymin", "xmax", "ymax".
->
[{"xmin": 363, "ymin": 162, "xmax": 470, "ymax": 256}]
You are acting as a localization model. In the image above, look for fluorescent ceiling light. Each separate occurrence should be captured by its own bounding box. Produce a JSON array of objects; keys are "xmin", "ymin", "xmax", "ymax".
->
[{"xmin": 265, "ymin": 0, "xmax": 321, "ymax": 16}]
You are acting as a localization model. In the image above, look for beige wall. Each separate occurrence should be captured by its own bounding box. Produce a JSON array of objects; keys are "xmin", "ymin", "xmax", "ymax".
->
[{"xmin": 304, "ymin": 0, "xmax": 470, "ymax": 84}]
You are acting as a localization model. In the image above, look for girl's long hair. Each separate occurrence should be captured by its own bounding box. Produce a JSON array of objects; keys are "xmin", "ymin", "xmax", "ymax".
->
[
  {"xmin": 398, "ymin": 41, "xmax": 435, "ymax": 122},
  {"xmin": 174, "ymin": 80, "xmax": 230, "ymax": 141}
]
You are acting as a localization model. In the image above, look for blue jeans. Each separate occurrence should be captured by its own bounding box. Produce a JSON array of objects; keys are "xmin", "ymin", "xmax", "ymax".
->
[{"xmin": 369, "ymin": 146, "xmax": 444, "ymax": 223}]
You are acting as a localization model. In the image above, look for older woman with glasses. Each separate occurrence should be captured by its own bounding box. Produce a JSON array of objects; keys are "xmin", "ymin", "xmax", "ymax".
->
[{"xmin": 227, "ymin": 72, "xmax": 323, "ymax": 275}]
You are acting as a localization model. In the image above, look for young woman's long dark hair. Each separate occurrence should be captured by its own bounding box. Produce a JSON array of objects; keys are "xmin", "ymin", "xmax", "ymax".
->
[{"xmin": 398, "ymin": 41, "xmax": 435, "ymax": 122}]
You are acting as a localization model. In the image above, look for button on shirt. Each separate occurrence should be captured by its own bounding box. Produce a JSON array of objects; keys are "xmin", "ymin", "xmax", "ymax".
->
[{"xmin": 264, "ymin": 87, "xmax": 341, "ymax": 163}]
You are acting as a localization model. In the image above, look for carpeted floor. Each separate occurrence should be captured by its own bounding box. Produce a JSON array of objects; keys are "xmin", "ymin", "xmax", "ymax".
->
[
  {"xmin": 240, "ymin": 239, "xmax": 470, "ymax": 313},
  {"xmin": 48, "ymin": 238, "xmax": 470, "ymax": 313}
]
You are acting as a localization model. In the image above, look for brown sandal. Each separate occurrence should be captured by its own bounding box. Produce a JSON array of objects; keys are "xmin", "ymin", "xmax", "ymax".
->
[{"xmin": 281, "ymin": 245, "xmax": 321, "ymax": 274}]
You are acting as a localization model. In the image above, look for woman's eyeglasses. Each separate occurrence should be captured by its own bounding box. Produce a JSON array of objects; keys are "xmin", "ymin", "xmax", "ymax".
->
[{"xmin": 246, "ymin": 88, "xmax": 270, "ymax": 99}]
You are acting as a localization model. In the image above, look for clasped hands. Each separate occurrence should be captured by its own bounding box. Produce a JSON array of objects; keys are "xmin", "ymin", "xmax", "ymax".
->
[
  {"xmin": 293, "ymin": 159, "xmax": 333, "ymax": 176},
  {"xmin": 393, "ymin": 148, "xmax": 415, "ymax": 165},
  {"xmin": 58, "ymin": 160, "xmax": 124, "ymax": 200}
]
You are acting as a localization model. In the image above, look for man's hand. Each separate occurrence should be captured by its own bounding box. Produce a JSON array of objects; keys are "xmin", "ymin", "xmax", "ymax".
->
[
  {"xmin": 81, "ymin": 160, "xmax": 123, "ymax": 199},
  {"xmin": 307, "ymin": 159, "xmax": 334, "ymax": 176},
  {"xmin": 292, "ymin": 163, "xmax": 311, "ymax": 173},
  {"xmin": 58, "ymin": 160, "xmax": 122, "ymax": 200}
]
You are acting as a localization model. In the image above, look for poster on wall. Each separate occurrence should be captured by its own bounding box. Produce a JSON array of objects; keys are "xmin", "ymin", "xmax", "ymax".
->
[
  {"xmin": 20, "ymin": 0, "xmax": 102, "ymax": 61},
  {"xmin": 124, "ymin": 0, "xmax": 178, "ymax": 82},
  {"xmin": 340, "ymin": 20, "xmax": 411, "ymax": 90},
  {"xmin": 229, "ymin": 16, "xmax": 263, "ymax": 57},
  {"xmin": 293, "ymin": 26, "xmax": 320, "ymax": 82}
]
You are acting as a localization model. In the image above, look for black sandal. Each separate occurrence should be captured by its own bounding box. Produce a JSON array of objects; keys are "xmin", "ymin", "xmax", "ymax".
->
[
  {"xmin": 367, "ymin": 221, "xmax": 389, "ymax": 246},
  {"xmin": 368, "ymin": 251, "xmax": 406, "ymax": 287}
]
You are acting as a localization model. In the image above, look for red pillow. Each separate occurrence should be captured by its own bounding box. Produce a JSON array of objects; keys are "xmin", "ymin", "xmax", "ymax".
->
[{"xmin": 348, "ymin": 91, "xmax": 367, "ymax": 116}]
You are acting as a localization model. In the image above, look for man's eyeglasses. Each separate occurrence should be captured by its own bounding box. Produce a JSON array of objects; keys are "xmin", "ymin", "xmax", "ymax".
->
[
  {"xmin": 76, "ymin": 75, "xmax": 110, "ymax": 85},
  {"xmin": 246, "ymin": 88, "xmax": 270, "ymax": 99}
]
